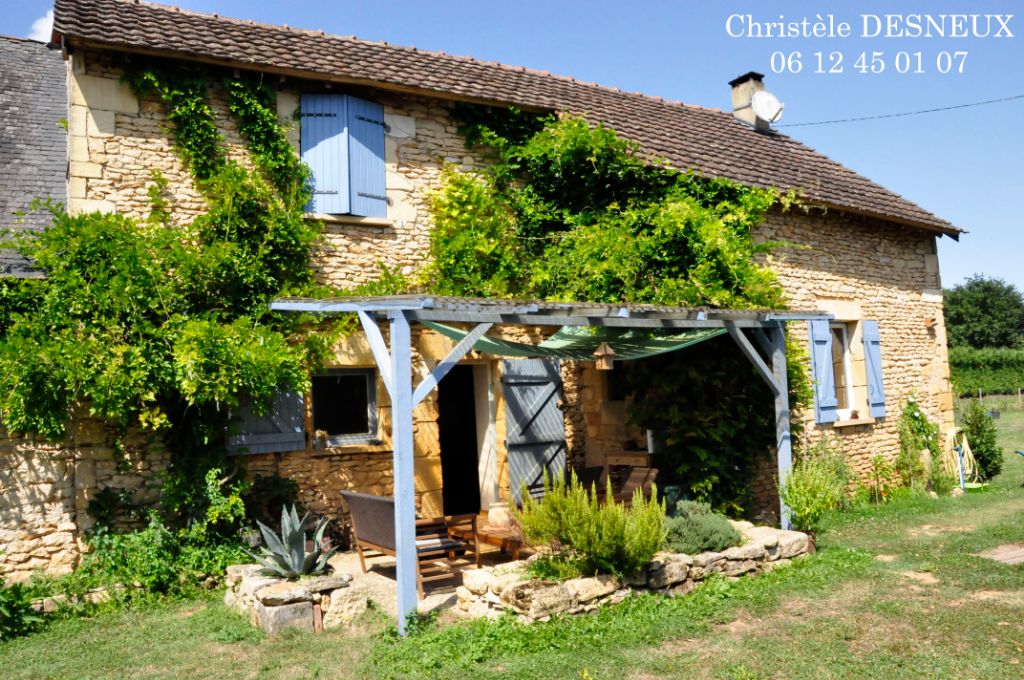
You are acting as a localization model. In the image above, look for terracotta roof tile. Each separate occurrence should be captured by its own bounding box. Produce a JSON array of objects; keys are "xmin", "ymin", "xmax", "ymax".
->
[{"xmin": 53, "ymin": 0, "xmax": 960, "ymax": 237}]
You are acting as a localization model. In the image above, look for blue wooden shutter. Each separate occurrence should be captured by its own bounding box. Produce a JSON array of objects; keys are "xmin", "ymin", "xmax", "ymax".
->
[
  {"xmin": 862, "ymin": 320, "xmax": 887, "ymax": 418},
  {"xmin": 227, "ymin": 391, "xmax": 306, "ymax": 454},
  {"xmin": 300, "ymin": 94, "xmax": 349, "ymax": 214},
  {"xmin": 502, "ymin": 359, "xmax": 567, "ymax": 504},
  {"xmin": 346, "ymin": 96, "xmax": 387, "ymax": 218},
  {"xmin": 807, "ymin": 319, "xmax": 838, "ymax": 424}
]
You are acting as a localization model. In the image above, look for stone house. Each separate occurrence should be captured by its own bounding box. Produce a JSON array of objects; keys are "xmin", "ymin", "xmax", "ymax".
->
[{"xmin": 0, "ymin": 0, "xmax": 961, "ymax": 582}]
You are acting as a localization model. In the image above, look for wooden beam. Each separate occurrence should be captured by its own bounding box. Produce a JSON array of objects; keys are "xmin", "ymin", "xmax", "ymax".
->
[
  {"xmin": 768, "ymin": 324, "xmax": 794, "ymax": 530},
  {"xmin": 726, "ymin": 324, "xmax": 781, "ymax": 397},
  {"xmin": 406, "ymin": 310, "xmax": 768, "ymax": 329},
  {"xmin": 358, "ymin": 310, "xmax": 394, "ymax": 399},
  {"xmin": 412, "ymin": 322, "xmax": 493, "ymax": 406},
  {"xmin": 388, "ymin": 311, "xmax": 418, "ymax": 635}
]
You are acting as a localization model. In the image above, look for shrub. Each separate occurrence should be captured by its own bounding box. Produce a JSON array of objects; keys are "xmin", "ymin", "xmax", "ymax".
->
[
  {"xmin": 897, "ymin": 396, "xmax": 954, "ymax": 491},
  {"xmin": 0, "ymin": 575, "xmax": 43, "ymax": 640},
  {"xmin": 949, "ymin": 346, "xmax": 1024, "ymax": 396},
  {"xmin": 780, "ymin": 437, "xmax": 850, "ymax": 531},
  {"xmin": 663, "ymin": 501, "xmax": 741, "ymax": 555},
  {"xmin": 514, "ymin": 473, "xmax": 666, "ymax": 576},
  {"xmin": 960, "ymin": 399, "xmax": 1003, "ymax": 481}
]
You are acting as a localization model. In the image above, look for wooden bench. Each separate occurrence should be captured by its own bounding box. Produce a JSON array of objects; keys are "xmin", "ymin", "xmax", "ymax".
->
[{"xmin": 340, "ymin": 490, "xmax": 480, "ymax": 598}]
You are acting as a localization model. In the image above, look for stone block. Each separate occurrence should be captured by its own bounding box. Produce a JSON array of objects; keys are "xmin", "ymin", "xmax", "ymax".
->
[
  {"xmin": 688, "ymin": 551, "xmax": 725, "ymax": 580},
  {"xmin": 489, "ymin": 571, "xmax": 523, "ymax": 597},
  {"xmin": 256, "ymin": 601, "xmax": 314, "ymax": 635},
  {"xmin": 722, "ymin": 542, "xmax": 766, "ymax": 562},
  {"xmin": 563, "ymin": 575, "xmax": 619, "ymax": 603},
  {"xmin": 501, "ymin": 581, "xmax": 573, "ymax": 618},
  {"xmin": 322, "ymin": 583, "xmax": 367, "ymax": 628},
  {"xmin": 69, "ymin": 199, "xmax": 115, "ymax": 216},
  {"xmin": 462, "ymin": 568, "xmax": 493, "ymax": 596},
  {"xmin": 720, "ymin": 559, "xmax": 758, "ymax": 577},
  {"xmin": 647, "ymin": 553, "xmax": 691, "ymax": 589},
  {"xmin": 225, "ymin": 563, "xmax": 261, "ymax": 587},
  {"xmin": 69, "ymin": 161, "xmax": 103, "ymax": 179},
  {"xmin": 68, "ymin": 177, "xmax": 87, "ymax": 200},
  {"xmin": 70, "ymin": 74, "xmax": 139, "ymax": 114},
  {"xmin": 303, "ymin": 574, "xmax": 352, "ymax": 593},
  {"xmin": 88, "ymin": 110, "xmax": 117, "ymax": 137},
  {"xmin": 69, "ymin": 105, "xmax": 88, "ymax": 137},
  {"xmin": 777, "ymin": 531, "xmax": 810, "ymax": 559},
  {"xmin": 384, "ymin": 113, "xmax": 416, "ymax": 139}
]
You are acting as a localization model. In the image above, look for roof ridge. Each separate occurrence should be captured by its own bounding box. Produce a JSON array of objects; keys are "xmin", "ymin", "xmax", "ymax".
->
[{"xmin": 115, "ymin": 0, "xmax": 724, "ymax": 116}]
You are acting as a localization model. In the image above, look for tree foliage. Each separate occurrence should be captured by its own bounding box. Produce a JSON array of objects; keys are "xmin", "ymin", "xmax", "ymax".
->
[{"xmin": 944, "ymin": 275, "xmax": 1024, "ymax": 349}]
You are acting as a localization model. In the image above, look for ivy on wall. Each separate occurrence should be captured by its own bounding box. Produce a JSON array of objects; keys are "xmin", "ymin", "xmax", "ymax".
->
[
  {"xmin": 429, "ymin": 106, "xmax": 811, "ymax": 512},
  {"xmin": 0, "ymin": 66, "xmax": 328, "ymax": 520}
]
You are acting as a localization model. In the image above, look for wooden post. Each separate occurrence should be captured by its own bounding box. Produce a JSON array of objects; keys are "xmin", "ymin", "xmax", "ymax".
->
[
  {"xmin": 388, "ymin": 310, "xmax": 418, "ymax": 635},
  {"xmin": 769, "ymin": 323, "xmax": 793, "ymax": 530}
]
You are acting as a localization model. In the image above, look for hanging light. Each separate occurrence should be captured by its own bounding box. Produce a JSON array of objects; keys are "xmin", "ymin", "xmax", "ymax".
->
[{"xmin": 593, "ymin": 342, "xmax": 616, "ymax": 371}]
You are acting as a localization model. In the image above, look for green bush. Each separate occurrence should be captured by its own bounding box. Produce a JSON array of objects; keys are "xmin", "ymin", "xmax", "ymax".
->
[
  {"xmin": 780, "ymin": 437, "xmax": 851, "ymax": 531},
  {"xmin": 897, "ymin": 396, "xmax": 954, "ymax": 492},
  {"xmin": 0, "ymin": 575, "xmax": 43, "ymax": 640},
  {"xmin": 514, "ymin": 473, "xmax": 666, "ymax": 576},
  {"xmin": 960, "ymin": 399, "xmax": 1003, "ymax": 481},
  {"xmin": 663, "ymin": 501, "xmax": 741, "ymax": 555},
  {"xmin": 949, "ymin": 346, "xmax": 1024, "ymax": 396}
]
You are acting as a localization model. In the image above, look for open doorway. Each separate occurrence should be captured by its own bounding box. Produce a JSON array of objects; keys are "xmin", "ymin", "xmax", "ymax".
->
[{"xmin": 438, "ymin": 364, "xmax": 482, "ymax": 515}]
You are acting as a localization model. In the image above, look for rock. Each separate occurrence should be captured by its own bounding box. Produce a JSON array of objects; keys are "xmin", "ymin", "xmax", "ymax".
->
[
  {"xmin": 741, "ymin": 526, "xmax": 780, "ymax": 549},
  {"xmin": 723, "ymin": 542, "xmax": 766, "ymax": 562},
  {"xmin": 720, "ymin": 559, "xmax": 758, "ymax": 577},
  {"xmin": 950, "ymin": 487, "xmax": 965, "ymax": 498},
  {"xmin": 623, "ymin": 570, "xmax": 649, "ymax": 588},
  {"xmin": 492, "ymin": 560, "xmax": 528, "ymax": 576},
  {"xmin": 501, "ymin": 580, "xmax": 573, "ymax": 618},
  {"xmin": 761, "ymin": 558, "xmax": 791, "ymax": 573},
  {"xmin": 729, "ymin": 520, "xmax": 755, "ymax": 531},
  {"xmin": 563, "ymin": 575, "xmax": 619, "ymax": 603},
  {"xmin": 462, "ymin": 568, "xmax": 494, "ymax": 595},
  {"xmin": 777, "ymin": 531, "xmax": 810, "ymax": 559},
  {"xmin": 489, "ymin": 572, "xmax": 523, "ymax": 596},
  {"xmin": 648, "ymin": 554, "xmax": 692, "ymax": 589},
  {"xmin": 418, "ymin": 591, "xmax": 457, "ymax": 616},
  {"xmin": 256, "ymin": 581, "xmax": 313, "ymax": 605},
  {"xmin": 225, "ymin": 563, "xmax": 261, "ymax": 587},
  {"xmin": 256, "ymin": 601, "xmax": 314, "ymax": 635},
  {"xmin": 455, "ymin": 585, "xmax": 474, "ymax": 606},
  {"xmin": 689, "ymin": 552, "xmax": 725, "ymax": 580},
  {"xmin": 223, "ymin": 588, "xmax": 237, "ymax": 611},
  {"xmin": 669, "ymin": 580, "xmax": 696, "ymax": 597},
  {"xmin": 302, "ymin": 573, "xmax": 352, "ymax": 594},
  {"xmin": 239, "ymin": 575, "xmax": 280, "ymax": 600},
  {"xmin": 463, "ymin": 599, "xmax": 498, "ymax": 620},
  {"xmin": 607, "ymin": 588, "xmax": 631, "ymax": 605},
  {"xmin": 322, "ymin": 584, "xmax": 368, "ymax": 629}
]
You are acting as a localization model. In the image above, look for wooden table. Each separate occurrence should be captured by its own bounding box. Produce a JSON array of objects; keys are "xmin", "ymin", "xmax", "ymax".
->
[{"xmin": 451, "ymin": 525, "xmax": 524, "ymax": 560}]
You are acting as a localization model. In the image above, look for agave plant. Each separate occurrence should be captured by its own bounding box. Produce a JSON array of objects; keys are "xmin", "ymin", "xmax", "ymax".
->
[{"xmin": 247, "ymin": 504, "xmax": 339, "ymax": 579}]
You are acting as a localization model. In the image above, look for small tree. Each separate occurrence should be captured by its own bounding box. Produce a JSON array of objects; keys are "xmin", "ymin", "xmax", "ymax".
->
[{"xmin": 960, "ymin": 399, "xmax": 1003, "ymax": 481}]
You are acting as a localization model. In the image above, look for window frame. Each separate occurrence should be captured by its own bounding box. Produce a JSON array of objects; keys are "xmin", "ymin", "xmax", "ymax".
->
[
  {"xmin": 310, "ymin": 368, "xmax": 380, "ymax": 447},
  {"xmin": 829, "ymin": 322, "xmax": 856, "ymax": 418}
]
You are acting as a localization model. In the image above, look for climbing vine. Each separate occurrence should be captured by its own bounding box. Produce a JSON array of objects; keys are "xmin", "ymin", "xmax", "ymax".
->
[
  {"xmin": 0, "ymin": 65, "xmax": 329, "ymax": 523},
  {"xmin": 429, "ymin": 106, "xmax": 810, "ymax": 512}
]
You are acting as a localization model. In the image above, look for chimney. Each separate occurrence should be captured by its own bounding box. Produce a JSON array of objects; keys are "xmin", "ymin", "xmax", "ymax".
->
[{"xmin": 729, "ymin": 71, "xmax": 769, "ymax": 131}]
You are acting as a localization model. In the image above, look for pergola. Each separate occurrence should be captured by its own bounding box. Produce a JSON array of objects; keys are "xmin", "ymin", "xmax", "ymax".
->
[{"xmin": 270, "ymin": 295, "xmax": 830, "ymax": 633}]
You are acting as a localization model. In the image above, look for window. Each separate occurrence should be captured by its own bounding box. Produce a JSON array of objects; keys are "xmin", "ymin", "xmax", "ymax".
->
[
  {"xmin": 311, "ymin": 369, "xmax": 378, "ymax": 445},
  {"xmin": 300, "ymin": 94, "xmax": 387, "ymax": 218},
  {"xmin": 808, "ymin": 318, "xmax": 887, "ymax": 424},
  {"xmin": 830, "ymin": 323, "xmax": 854, "ymax": 415}
]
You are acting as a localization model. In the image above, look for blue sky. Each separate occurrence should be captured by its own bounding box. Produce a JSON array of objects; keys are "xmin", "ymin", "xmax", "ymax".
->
[{"xmin": 6, "ymin": 1, "xmax": 1022, "ymax": 291}]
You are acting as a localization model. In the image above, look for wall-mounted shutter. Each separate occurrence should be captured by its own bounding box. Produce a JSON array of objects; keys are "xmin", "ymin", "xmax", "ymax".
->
[
  {"xmin": 862, "ymin": 320, "xmax": 887, "ymax": 418},
  {"xmin": 300, "ymin": 94, "xmax": 349, "ymax": 214},
  {"xmin": 502, "ymin": 359, "xmax": 567, "ymax": 505},
  {"xmin": 227, "ymin": 391, "xmax": 306, "ymax": 455},
  {"xmin": 346, "ymin": 96, "xmax": 387, "ymax": 218},
  {"xmin": 808, "ymin": 319, "xmax": 838, "ymax": 424}
]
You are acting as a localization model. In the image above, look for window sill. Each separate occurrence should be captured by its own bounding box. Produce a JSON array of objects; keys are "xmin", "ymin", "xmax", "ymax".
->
[
  {"xmin": 832, "ymin": 417, "xmax": 875, "ymax": 429},
  {"xmin": 303, "ymin": 212, "xmax": 393, "ymax": 227}
]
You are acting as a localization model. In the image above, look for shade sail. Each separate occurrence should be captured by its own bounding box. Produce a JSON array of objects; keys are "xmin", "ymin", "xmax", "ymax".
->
[{"xmin": 422, "ymin": 321, "xmax": 726, "ymax": 361}]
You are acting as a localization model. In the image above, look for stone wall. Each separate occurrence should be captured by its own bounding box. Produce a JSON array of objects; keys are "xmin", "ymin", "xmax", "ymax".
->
[
  {"xmin": 1, "ymin": 46, "xmax": 956, "ymax": 582},
  {"xmin": 0, "ymin": 417, "xmax": 169, "ymax": 583}
]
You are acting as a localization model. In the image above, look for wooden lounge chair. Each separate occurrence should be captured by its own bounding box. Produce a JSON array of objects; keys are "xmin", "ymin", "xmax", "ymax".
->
[{"xmin": 340, "ymin": 490, "xmax": 480, "ymax": 598}]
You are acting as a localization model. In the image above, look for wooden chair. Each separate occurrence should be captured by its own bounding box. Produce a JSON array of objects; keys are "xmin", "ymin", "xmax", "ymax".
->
[{"xmin": 340, "ymin": 490, "xmax": 480, "ymax": 598}]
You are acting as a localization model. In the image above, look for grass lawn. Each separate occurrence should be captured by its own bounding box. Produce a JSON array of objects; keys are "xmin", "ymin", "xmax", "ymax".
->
[{"xmin": 3, "ymin": 419, "xmax": 1023, "ymax": 679}]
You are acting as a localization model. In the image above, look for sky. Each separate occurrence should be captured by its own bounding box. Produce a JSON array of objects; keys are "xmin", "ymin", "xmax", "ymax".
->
[{"xmin": 4, "ymin": 1, "xmax": 1022, "ymax": 292}]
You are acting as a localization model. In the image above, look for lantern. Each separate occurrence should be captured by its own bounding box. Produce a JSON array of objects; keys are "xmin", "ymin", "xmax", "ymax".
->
[{"xmin": 593, "ymin": 342, "xmax": 616, "ymax": 371}]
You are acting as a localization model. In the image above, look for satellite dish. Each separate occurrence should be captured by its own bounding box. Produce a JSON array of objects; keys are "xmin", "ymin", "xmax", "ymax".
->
[{"xmin": 750, "ymin": 90, "xmax": 785, "ymax": 123}]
